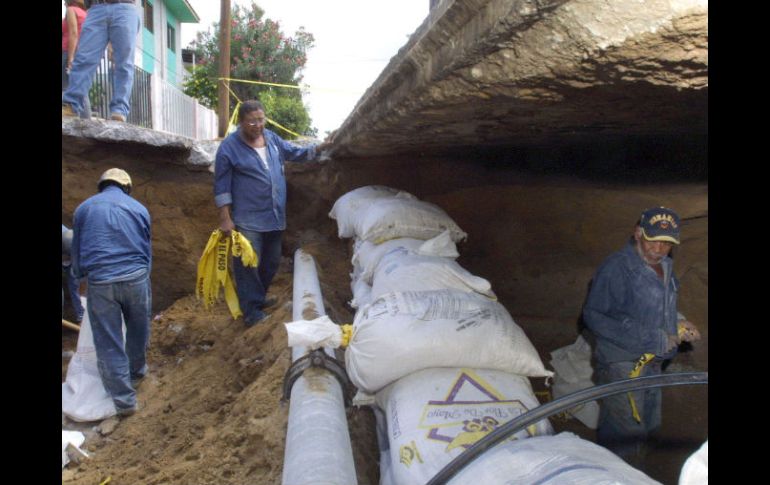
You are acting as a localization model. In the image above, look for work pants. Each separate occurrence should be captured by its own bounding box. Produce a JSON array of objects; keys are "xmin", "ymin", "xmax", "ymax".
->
[
  {"xmin": 88, "ymin": 271, "xmax": 151, "ymax": 412},
  {"xmin": 232, "ymin": 228, "xmax": 282, "ymax": 323}
]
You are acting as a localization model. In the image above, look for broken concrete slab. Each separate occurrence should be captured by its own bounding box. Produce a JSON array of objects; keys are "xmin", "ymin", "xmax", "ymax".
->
[
  {"xmin": 62, "ymin": 117, "xmax": 220, "ymax": 171},
  {"xmin": 332, "ymin": 0, "xmax": 707, "ymax": 158}
]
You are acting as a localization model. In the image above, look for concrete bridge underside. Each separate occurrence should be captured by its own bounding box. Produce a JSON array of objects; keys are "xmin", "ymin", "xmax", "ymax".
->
[{"xmin": 331, "ymin": 0, "xmax": 707, "ymax": 159}]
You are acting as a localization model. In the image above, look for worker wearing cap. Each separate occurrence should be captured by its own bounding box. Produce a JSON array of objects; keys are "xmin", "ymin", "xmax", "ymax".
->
[
  {"xmin": 582, "ymin": 207, "xmax": 700, "ymax": 468},
  {"xmin": 71, "ymin": 168, "xmax": 152, "ymax": 417}
]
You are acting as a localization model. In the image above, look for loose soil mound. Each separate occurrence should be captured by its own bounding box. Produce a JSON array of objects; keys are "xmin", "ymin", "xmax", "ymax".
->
[{"xmin": 62, "ymin": 240, "xmax": 380, "ymax": 485}]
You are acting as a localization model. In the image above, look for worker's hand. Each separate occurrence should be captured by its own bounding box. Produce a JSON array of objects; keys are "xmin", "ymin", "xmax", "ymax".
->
[
  {"xmin": 677, "ymin": 320, "xmax": 701, "ymax": 343},
  {"xmin": 665, "ymin": 334, "xmax": 681, "ymax": 353},
  {"xmin": 219, "ymin": 218, "xmax": 235, "ymax": 236}
]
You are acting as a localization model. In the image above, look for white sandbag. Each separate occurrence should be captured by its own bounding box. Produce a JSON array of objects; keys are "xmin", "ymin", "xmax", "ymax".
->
[
  {"xmin": 350, "ymin": 276, "xmax": 373, "ymax": 309},
  {"xmin": 355, "ymin": 197, "xmax": 467, "ymax": 244},
  {"xmin": 549, "ymin": 334, "xmax": 599, "ymax": 429},
  {"xmin": 285, "ymin": 316, "xmax": 345, "ymax": 349},
  {"xmin": 371, "ymin": 249, "xmax": 495, "ymax": 300},
  {"xmin": 375, "ymin": 367, "xmax": 553, "ymax": 485},
  {"xmin": 62, "ymin": 297, "xmax": 120, "ymax": 422},
  {"xmin": 447, "ymin": 432, "xmax": 662, "ymax": 485},
  {"xmin": 61, "ymin": 430, "xmax": 86, "ymax": 468},
  {"xmin": 353, "ymin": 231, "xmax": 460, "ymax": 285},
  {"xmin": 346, "ymin": 290, "xmax": 552, "ymax": 394},
  {"xmin": 329, "ymin": 185, "xmax": 416, "ymax": 238},
  {"xmin": 679, "ymin": 441, "xmax": 708, "ymax": 485}
]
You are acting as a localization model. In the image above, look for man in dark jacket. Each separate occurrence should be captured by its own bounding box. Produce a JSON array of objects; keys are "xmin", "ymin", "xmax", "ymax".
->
[{"xmin": 583, "ymin": 207, "xmax": 700, "ymax": 468}]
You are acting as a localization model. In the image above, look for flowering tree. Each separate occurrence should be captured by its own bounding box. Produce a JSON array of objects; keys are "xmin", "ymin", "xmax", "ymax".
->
[{"xmin": 183, "ymin": 2, "xmax": 316, "ymax": 138}]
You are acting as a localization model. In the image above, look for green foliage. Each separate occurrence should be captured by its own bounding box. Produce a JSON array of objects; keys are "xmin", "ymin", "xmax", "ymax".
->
[
  {"xmin": 183, "ymin": 2, "xmax": 316, "ymax": 137},
  {"xmin": 182, "ymin": 66, "xmax": 217, "ymax": 110},
  {"xmin": 260, "ymin": 90, "xmax": 318, "ymax": 138}
]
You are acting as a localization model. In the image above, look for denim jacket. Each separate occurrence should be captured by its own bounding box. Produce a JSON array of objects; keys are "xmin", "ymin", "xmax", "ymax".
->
[
  {"xmin": 214, "ymin": 128, "xmax": 317, "ymax": 232},
  {"xmin": 583, "ymin": 240, "xmax": 680, "ymax": 364},
  {"xmin": 71, "ymin": 186, "xmax": 152, "ymax": 283}
]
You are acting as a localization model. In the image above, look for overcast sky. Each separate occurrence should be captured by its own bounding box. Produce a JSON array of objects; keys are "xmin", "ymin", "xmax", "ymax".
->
[{"xmin": 183, "ymin": 0, "xmax": 428, "ymax": 137}]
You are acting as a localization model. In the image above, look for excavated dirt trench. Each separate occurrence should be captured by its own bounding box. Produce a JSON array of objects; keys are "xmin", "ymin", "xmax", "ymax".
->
[{"xmin": 62, "ymin": 135, "xmax": 707, "ymax": 485}]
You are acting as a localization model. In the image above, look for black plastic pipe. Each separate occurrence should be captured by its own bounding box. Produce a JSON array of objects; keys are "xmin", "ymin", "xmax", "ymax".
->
[{"xmin": 426, "ymin": 371, "xmax": 708, "ymax": 485}]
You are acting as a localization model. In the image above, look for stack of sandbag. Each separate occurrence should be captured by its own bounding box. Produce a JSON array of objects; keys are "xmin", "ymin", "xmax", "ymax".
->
[{"xmin": 328, "ymin": 186, "xmax": 553, "ymax": 485}]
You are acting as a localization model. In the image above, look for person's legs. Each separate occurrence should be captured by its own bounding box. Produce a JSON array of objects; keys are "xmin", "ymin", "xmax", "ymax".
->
[
  {"xmin": 120, "ymin": 273, "xmax": 151, "ymax": 383},
  {"xmin": 87, "ymin": 280, "xmax": 136, "ymax": 412},
  {"xmin": 232, "ymin": 228, "xmax": 267, "ymax": 324},
  {"xmin": 595, "ymin": 361, "xmax": 649, "ymax": 468},
  {"xmin": 62, "ymin": 5, "xmax": 110, "ymax": 116},
  {"xmin": 107, "ymin": 3, "xmax": 141, "ymax": 118},
  {"xmin": 257, "ymin": 230, "xmax": 283, "ymax": 299}
]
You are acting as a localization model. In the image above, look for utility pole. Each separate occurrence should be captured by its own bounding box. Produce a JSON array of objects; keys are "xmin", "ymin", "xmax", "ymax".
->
[{"xmin": 217, "ymin": 0, "xmax": 232, "ymax": 138}]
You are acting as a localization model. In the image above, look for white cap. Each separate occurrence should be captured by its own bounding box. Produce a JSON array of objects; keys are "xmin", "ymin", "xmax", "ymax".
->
[{"xmin": 99, "ymin": 168, "xmax": 132, "ymax": 188}]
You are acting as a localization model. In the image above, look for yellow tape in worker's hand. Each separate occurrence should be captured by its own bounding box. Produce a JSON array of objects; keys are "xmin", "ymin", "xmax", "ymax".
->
[
  {"xmin": 627, "ymin": 353, "xmax": 656, "ymax": 423},
  {"xmin": 196, "ymin": 229, "xmax": 260, "ymax": 319}
]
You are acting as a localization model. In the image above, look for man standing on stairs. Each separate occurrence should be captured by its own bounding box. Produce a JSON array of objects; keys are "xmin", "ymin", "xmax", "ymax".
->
[
  {"xmin": 71, "ymin": 168, "xmax": 152, "ymax": 417},
  {"xmin": 214, "ymin": 100, "xmax": 329, "ymax": 327},
  {"xmin": 582, "ymin": 206, "xmax": 701, "ymax": 470},
  {"xmin": 61, "ymin": 0, "xmax": 141, "ymax": 122}
]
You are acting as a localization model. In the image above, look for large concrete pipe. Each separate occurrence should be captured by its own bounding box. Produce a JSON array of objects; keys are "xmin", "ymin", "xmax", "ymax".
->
[{"xmin": 282, "ymin": 249, "xmax": 358, "ymax": 485}]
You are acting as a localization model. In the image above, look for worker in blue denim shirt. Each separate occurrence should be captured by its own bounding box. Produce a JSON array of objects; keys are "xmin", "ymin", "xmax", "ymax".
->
[
  {"xmin": 583, "ymin": 207, "xmax": 700, "ymax": 469},
  {"xmin": 72, "ymin": 168, "xmax": 152, "ymax": 417},
  {"xmin": 214, "ymin": 100, "xmax": 329, "ymax": 327}
]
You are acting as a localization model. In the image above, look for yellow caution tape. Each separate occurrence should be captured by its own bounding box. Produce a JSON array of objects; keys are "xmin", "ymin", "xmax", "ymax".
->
[
  {"xmin": 221, "ymin": 79, "xmax": 314, "ymax": 140},
  {"xmin": 627, "ymin": 353, "xmax": 655, "ymax": 423},
  {"xmin": 219, "ymin": 77, "xmax": 359, "ymax": 95},
  {"xmin": 339, "ymin": 324, "xmax": 353, "ymax": 348},
  {"xmin": 196, "ymin": 229, "xmax": 259, "ymax": 319}
]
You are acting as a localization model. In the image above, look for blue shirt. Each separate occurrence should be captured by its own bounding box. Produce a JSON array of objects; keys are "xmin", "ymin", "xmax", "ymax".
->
[
  {"xmin": 214, "ymin": 128, "xmax": 316, "ymax": 232},
  {"xmin": 71, "ymin": 186, "xmax": 152, "ymax": 283},
  {"xmin": 583, "ymin": 240, "xmax": 680, "ymax": 364}
]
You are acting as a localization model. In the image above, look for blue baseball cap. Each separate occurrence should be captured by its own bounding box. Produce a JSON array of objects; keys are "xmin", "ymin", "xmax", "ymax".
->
[{"xmin": 639, "ymin": 207, "xmax": 681, "ymax": 244}]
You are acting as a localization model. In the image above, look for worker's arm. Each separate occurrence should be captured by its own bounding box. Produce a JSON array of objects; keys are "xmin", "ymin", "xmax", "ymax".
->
[
  {"xmin": 218, "ymin": 205, "xmax": 235, "ymax": 235},
  {"xmin": 213, "ymin": 145, "xmax": 235, "ymax": 234},
  {"xmin": 70, "ymin": 211, "xmax": 85, "ymax": 280},
  {"xmin": 66, "ymin": 7, "xmax": 80, "ymax": 70}
]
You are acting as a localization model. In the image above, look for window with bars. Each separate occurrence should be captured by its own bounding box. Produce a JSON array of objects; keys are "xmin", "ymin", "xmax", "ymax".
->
[
  {"xmin": 167, "ymin": 23, "xmax": 176, "ymax": 52},
  {"xmin": 142, "ymin": 0, "xmax": 153, "ymax": 33}
]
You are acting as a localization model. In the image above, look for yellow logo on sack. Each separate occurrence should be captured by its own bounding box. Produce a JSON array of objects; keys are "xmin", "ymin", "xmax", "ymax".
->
[
  {"xmin": 417, "ymin": 369, "xmax": 538, "ymax": 452},
  {"xmin": 399, "ymin": 441, "xmax": 423, "ymax": 467}
]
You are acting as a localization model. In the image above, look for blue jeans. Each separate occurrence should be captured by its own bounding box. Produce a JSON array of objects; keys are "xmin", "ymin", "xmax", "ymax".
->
[
  {"xmin": 595, "ymin": 360, "xmax": 663, "ymax": 469},
  {"xmin": 232, "ymin": 229, "xmax": 282, "ymax": 323},
  {"xmin": 62, "ymin": 51, "xmax": 91, "ymax": 119},
  {"xmin": 87, "ymin": 272, "xmax": 151, "ymax": 412},
  {"xmin": 62, "ymin": 3, "xmax": 140, "ymax": 118}
]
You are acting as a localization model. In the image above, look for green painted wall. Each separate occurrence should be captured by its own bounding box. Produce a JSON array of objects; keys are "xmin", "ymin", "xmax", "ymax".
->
[
  {"xmin": 141, "ymin": 1, "xmax": 155, "ymax": 73},
  {"xmin": 166, "ymin": 7, "xmax": 178, "ymax": 86}
]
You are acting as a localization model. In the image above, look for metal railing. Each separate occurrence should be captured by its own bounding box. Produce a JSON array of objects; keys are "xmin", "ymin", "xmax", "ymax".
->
[
  {"xmin": 87, "ymin": 56, "xmax": 218, "ymax": 139},
  {"xmin": 89, "ymin": 56, "xmax": 152, "ymax": 128}
]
